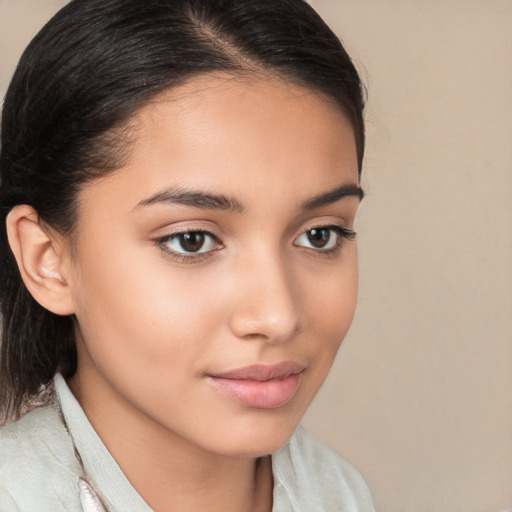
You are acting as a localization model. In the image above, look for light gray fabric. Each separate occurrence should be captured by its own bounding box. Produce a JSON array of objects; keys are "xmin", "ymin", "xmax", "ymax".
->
[
  {"xmin": 0, "ymin": 375, "xmax": 375, "ymax": 511},
  {"xmin": 271, "ymin": 428, "xmax": 375, "ymax": 512}
]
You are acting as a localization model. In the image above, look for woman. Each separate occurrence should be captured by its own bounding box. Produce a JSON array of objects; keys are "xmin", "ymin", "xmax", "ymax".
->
[{"xmin": 0, "ymin": 0, "xmax": 374, "ymax": 510}]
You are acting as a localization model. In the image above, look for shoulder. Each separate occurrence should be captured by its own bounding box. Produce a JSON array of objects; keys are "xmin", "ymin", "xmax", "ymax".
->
[
  {"xmin": 0, "ymin": 404, "xmax": 83, "ymax": 511},
  {"xmin": 272, "ymin": 426, "xmax": 375, "ymax": 512}
]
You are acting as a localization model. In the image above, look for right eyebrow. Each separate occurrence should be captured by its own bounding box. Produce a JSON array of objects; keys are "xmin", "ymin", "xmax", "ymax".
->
[{"xmin": 134, "ymin": 187, "xmax": 244, "ymax": 213}]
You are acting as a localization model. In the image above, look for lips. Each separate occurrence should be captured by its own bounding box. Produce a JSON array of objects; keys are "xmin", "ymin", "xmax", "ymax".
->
[{"xmin": 207, "ymin": 362, "xmax": 305, "ymax": 409}]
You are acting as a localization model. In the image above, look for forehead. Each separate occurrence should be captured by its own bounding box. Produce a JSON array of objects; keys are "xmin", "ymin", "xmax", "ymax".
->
[{"xmin": 79, "ymin": 74, "xmax": 358, "ymax": 215}]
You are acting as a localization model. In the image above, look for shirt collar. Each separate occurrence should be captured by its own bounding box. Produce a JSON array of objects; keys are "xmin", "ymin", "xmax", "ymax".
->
[{"xmin": 54, "ymin": 373, "xmax": 153, "ymax": 511}]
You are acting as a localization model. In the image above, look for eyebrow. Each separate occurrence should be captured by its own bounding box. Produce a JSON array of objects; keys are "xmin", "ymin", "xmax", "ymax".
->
[
  {"xmin": 135, "ymin": 182, "xmax": 364, "ymax": 213},
  {"xmin": 135, "ymin": 187, "xmax": 244, "ymax": 213},
  {"xmin": 301, "ymin": 183, "xmax": 365, "ymax": 210}
]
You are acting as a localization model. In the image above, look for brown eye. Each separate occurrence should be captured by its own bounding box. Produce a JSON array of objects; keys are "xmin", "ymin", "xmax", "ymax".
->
[
  {"xmin": 160, "ymin": 230, "xmax": 220, "ymax": 256},
  {"xmin": 294, "ymin": 225, "xmax": 355, "ymax": 252},
  {"xmin": 306, "ymin": 228, "xmax": 331, "ymax": 248},
  {"xmin": 179, "ymin": 232, "xmax": 205, "ymax": 252}
]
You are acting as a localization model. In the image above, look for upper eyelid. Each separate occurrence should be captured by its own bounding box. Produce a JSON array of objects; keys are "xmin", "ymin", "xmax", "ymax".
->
[
  {"xmin": 153, "ymin": 223, "xmax": 222, "ymax": 240},
  {"xmin": 164, "ymin": 228, "xmax": 218, "ymax": 238},
  {"xmin": 296, "ymin": 213, "xmax": 355, "ymax": 229},
  {"xmin": 154, "ymin": 224, "xmax": 355, "ymax": 241}
]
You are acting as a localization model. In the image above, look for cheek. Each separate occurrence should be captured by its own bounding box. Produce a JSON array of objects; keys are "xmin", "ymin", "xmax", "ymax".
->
[
  {"xmin": 71, "ymin": 244, "xmax": 227, "ymax": 376},
  {"xmin": 283, "ymin": 249, "xmax": 358, "ymax": 416},
  {"xmin": 300, "ymin": 249, "xmax": 358, "ymax": 363},
  {"xmin": 304, "ymin": 249, "xmax": 358, "ymax": 328}
]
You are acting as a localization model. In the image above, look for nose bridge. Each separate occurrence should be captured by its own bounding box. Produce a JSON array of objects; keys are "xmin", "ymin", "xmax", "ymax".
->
[{"xmin": 228, "ymin": 244, "xmax": 300, "ymax": 342}]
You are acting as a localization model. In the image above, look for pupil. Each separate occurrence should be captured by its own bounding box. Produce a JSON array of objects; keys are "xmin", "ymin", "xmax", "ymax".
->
[
  {"xmin": 180, "ymin": 232, "xmax": 205, "ymax": 252},
  {"xmin": 307, "ymin": 228, "xmax": 330, "ymax": 248}
]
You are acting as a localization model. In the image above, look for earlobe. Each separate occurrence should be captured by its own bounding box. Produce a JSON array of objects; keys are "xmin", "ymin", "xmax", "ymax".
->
[{"xmin": 6, "ymin": 205, "xmax": 76, "ymax": 316}]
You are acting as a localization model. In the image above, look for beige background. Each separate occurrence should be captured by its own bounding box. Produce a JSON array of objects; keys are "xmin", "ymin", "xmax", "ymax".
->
[{"xmin": 1, "ymin": 1, "xmax": 511, "ymax": 511}]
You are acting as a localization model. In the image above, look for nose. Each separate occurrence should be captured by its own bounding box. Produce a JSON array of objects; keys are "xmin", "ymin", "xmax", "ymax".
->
[{"xmin": 228, "ymin": 250, "xmax": 301, "ymax": 343}]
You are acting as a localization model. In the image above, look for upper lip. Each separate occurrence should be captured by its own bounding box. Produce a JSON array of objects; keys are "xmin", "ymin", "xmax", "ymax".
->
[{"xmin": 209, "ymin": 361, "xmax": 306, "ymax": 382}]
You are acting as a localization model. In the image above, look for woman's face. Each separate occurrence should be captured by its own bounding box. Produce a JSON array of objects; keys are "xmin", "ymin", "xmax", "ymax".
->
[{"xmin": 67, "ymin": 74, "xmax": 361, "ymax": 457}]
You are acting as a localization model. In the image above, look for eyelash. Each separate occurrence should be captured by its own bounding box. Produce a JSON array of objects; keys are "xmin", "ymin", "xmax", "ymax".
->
[{"xmin": 154, "ymin": 225, "xmax": 356, "ymax": 263}]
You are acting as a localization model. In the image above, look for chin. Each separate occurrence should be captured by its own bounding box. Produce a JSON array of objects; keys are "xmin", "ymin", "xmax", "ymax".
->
[
  {"xmin": 201, "ymin": 409, "xmax": 304, "ymax": 458},
  {"xmin": 213, "ymin": 433, "xmax": 295, "ymax": 459}
]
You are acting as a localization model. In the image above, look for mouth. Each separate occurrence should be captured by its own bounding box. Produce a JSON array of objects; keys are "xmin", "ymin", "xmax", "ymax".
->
[{"xmin": 206, "ymin": 361, "xmax": 305, "ymax": 409}]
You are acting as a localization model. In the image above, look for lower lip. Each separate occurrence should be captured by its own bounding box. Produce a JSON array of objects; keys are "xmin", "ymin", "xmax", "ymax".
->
[{"xmin": 207, "ymin": 373, "xmax": 302, "ymax": 409}]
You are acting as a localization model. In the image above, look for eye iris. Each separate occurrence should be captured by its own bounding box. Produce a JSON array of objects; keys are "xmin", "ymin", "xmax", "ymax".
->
[
  {"xmin": 180, "ymin": 232, "xmax": 205, "ymax": 252},
  {"xmin": 307, "ymin": 228, "xmax": 330, "ymax": 248}
]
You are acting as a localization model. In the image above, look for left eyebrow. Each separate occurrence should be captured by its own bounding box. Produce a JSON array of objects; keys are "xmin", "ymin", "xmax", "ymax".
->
[{"xmin": 301, "ymin": 183, "xmax": 365, "ymax": 210}]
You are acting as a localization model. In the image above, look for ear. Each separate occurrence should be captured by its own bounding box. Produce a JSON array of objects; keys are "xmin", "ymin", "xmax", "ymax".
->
[{"xmin": 6, "ymin": 205, "xmax": 75, "ymax": 315}]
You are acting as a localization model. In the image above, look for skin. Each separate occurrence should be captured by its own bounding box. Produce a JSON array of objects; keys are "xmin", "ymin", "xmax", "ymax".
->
[{"xmin": 10, "ymin": 74, "xmax": 362, "ymax": 511}]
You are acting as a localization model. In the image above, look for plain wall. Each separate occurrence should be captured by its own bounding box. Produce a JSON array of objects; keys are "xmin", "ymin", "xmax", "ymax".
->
[{"xmin": 1, "ymin": 1, "xmax": 511, "ymax": 511}]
